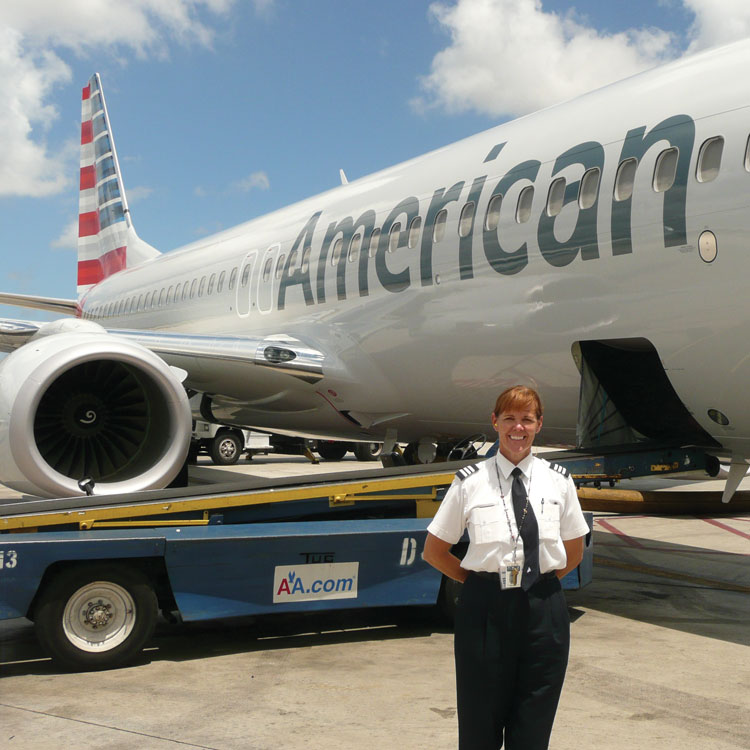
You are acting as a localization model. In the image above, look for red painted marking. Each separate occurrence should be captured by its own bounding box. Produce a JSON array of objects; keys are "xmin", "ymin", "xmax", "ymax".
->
[
  {"xmin": 81, "ymin": 120, "xmax": 93, "ymax": 144},
  {"xmin": 82, "ymin": 84, "xmax": 90, "ymax": 101},
  {"xmin": 100, "ymin": 246, "xmax": 126, "ymax": 277},
  {"xmin": 596, "ymin": 541, "xmax": 748, "ymax": 556},
  {"xmin": 78, "ymin": 211, "xmax": 99, "ymax": 237},
  {"xmin": 78, "ymin": 246, "xmax": 127, "ymax": 284},
  {"xmin": 594, "ymin": 518, "xmax": 645, "ymax": 548},
  {"xmin": 78, "ymin": 259, "xmax": 102, "ymax": 285},
  {"xmin": 702, "ymin": 518, "xmax": 750, "ymax": 541},
  {"xmin": 79, "ymin": 166, "xmax": 96, "ymax": 191}
]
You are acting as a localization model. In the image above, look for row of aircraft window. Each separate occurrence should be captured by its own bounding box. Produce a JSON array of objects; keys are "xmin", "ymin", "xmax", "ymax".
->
[{"xmin": 86, "ymin": 134, "xmax": 734, "ymax": 320}]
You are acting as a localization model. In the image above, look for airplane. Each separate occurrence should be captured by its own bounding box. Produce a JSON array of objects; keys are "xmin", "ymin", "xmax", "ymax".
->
[{"xmin": 1, "ymin": 39, "xmax": 750, "ymax": 501}]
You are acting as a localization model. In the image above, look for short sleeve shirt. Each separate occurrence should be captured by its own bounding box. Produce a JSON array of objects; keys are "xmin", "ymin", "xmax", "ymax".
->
[{"xmin": 427, "ymin": 453, "xmax": 589, "ymax": 574}]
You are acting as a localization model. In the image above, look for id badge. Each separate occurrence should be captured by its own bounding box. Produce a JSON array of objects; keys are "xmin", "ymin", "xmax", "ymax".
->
[{"xmin": 501, "ymin": 563, "xmax": 522, "ymax": 589}]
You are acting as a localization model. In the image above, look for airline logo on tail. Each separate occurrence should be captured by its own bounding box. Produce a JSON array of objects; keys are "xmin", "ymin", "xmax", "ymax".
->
[{"xmin": 77, "ymin": 74, "xmax": 130, "ymax": 294}]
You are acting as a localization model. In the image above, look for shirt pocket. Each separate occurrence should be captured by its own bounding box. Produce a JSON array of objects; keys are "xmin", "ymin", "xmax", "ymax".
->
[
  {"xmin": 539, "ymin": 501, "xmax": 561, "ymax": 541},
  {"xmin": 467, "ymin": 504, "xmax": 505, "ymax": 544}
]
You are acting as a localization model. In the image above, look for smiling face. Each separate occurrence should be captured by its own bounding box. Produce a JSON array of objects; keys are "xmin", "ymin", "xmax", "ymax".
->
[{"xmin": 491, "ymin": 408, "xmax": 542, "ymax": 464}]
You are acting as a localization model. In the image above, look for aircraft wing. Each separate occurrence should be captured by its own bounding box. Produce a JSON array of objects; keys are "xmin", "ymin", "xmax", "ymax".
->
[
  {"xmin": 109, "ymin": 330, "xmax": 326, "ymax": 383},
  {"xmin": 0, "ymin": 319, "xmax": 41, "ymax": 352},
  {"xmin": 0, "ymin": 319, "xmax": 326, "ymax": 383}
]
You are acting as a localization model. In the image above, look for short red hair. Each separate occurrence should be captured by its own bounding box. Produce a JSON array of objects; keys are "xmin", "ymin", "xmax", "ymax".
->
[{"xmin": 493, "ymin": 385, "xmax": 543, "ymax": 419}]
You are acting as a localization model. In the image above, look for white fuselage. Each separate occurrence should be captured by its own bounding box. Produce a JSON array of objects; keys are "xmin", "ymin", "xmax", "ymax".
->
[{"xmin": 79, "ymin": 42, "xmax": 750, "ymax": 456}]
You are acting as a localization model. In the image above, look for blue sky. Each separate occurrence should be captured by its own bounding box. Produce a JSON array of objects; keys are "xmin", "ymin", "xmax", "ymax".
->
[{"xmin": 0, "ymin": 0, "xmax": 745, "ymax": 321}]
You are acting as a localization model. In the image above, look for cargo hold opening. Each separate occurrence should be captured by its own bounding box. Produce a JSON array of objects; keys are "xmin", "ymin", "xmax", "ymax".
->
[{"xmin": 573, "ymin": 338, "xmax": 719, "ymax": 450}]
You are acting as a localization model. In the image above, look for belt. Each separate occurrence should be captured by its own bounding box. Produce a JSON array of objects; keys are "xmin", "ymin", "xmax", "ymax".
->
[{"xmin": 472, "ymin": 570, "xmax": 557, "ymax": 583}]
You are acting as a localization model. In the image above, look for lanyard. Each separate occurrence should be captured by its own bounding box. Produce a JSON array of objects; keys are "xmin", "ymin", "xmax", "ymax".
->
[{"xmin": 493, "ymin": 460, "xmax": 533, "ymax": 564}]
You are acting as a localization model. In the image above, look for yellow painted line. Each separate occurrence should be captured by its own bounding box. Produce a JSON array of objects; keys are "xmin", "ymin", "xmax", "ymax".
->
[
  {"xmin": 0, "ymin": 471, "xmax": 456, "ymax": 532},
  {"xmin": 84, "ymin": 520, "xmax": 211, "ymax": 529},
  {"xmin": 594, "ymin": 555, "xmax": 750, "ymax": 593}
]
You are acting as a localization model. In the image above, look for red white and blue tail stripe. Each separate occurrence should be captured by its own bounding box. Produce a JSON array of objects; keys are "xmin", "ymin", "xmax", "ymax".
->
[{"xmin": 77, "ymin": 74, "xmax": 159, "ymax": 296}]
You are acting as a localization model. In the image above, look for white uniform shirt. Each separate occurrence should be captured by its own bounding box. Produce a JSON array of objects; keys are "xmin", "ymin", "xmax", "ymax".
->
[{"xmin": 427, "ymin": 453, "xmax": 589, "ymax": 574}]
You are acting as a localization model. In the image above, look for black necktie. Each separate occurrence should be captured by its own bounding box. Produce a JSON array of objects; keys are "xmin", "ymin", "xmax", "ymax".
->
[{"xmin": 511, "ymin": 467, "xmax": 540, "ymax": 590}]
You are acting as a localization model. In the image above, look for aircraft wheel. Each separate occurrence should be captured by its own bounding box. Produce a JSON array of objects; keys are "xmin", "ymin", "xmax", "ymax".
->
[
  {"xmin": 403, "ymin": 442, "xmax": 421, "ymax": 464},
  {"xmin": 353, "ymin": 442, "xmax": 382, "ymax": 461},
  {"xmin": 34, "ymin": 564, "xmax": 158, "ymax": 671},
  {"xmin": 209, "ymin": 432, "xmax": 243, "ymax": 465},
  {"xmin": 317, "ymin": 441, "xmax": 348, "ymax": 461}
]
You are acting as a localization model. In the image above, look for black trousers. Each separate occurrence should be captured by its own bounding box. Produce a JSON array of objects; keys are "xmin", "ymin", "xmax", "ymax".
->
[{"xmin": 454, "ymin": 572, "xmax": 570, "ymax": 750}]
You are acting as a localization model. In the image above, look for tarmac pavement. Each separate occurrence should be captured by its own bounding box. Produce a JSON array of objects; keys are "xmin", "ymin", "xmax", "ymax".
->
[{"xmin": 1, "ymin": 456, "xmax": 749, "ymax": 749}]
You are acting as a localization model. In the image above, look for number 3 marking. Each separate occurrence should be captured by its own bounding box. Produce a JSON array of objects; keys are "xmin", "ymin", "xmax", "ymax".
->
[{"xmin": 0, "ymin": 550, "xmax": 18, "ymax": 569}]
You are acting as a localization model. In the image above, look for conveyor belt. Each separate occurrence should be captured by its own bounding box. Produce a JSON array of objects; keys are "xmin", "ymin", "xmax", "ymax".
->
[{"xmin": 0, "ymin": 460, "xmax": 472, "ymax": 531}]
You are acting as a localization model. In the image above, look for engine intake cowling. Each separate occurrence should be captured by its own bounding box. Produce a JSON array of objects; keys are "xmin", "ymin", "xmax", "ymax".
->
[{"xmin": 0, "ymin": 328, "xmax": 191, "ymax": 498}]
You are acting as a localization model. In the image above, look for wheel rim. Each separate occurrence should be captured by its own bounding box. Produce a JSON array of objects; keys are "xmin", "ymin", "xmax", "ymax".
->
[
  {"xmin": 62, "ymin": 581, "xmax": 137, "ymax": 652},
  {"xmin": 218, "ymin": 438, "xmax": 237, "ymax": 458}
]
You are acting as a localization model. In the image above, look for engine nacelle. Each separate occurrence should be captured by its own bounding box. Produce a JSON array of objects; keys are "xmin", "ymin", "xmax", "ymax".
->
[{"xmin": 0, "ymin": 325, "xmax": 191, "ymax": 498}]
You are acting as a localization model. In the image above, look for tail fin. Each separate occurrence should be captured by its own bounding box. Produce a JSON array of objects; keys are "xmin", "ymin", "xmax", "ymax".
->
[{"xmin": 77, "ymin": 73, "xmax": 160, "ymax": 296}]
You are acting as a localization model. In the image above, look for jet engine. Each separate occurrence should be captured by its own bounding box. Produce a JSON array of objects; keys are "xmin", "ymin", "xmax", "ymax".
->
[{"xmin": 0, "ymin": 322, "xmax": 191, "ymax": 498}]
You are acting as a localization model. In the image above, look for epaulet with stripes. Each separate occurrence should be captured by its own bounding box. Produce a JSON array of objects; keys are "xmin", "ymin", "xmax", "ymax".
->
[
  {"xmin": 549, "ymin": 462, "xmax": 571, "ymax": 478},
  {"xmin": 456, "ymin": 464, "xmax": 480, "ymax": 481}
]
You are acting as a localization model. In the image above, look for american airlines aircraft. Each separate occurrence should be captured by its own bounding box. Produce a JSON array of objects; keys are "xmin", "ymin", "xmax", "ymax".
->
[{"xmin": 1, "ymin": 40, "xmax": 748, "ymax": 500}]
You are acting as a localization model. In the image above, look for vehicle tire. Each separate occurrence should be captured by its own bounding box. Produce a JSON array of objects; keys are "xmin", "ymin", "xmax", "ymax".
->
[
  {"xmin": 353, "ymin": 442, "xmax": 382, "ymax": 461},
  {"xmin": 317, "ymin": 441, "xmax": 348, "ymax": 461},
  {"xmin": 34, "ymin": 564, "xmax": 158, "ymax": 671},
  {"xmin": 209, "ymin": 431, "xmax": 243, "ymax": 465}
]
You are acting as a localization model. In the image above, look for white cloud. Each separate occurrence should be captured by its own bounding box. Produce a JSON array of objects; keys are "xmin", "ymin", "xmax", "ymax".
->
[
  {"xmin": 684, "ymin": 0, "xmax": 750, "ymax": 51},
  {"xmin": 0, "ymin": 1, "xmax": 240, "ymax": 197},
  {"xmin": 51, "ymin": 218, "xmax": 78, "ymax": 250},
  {"xmin": 126, "ymin": 185, "xmax": 154, "ymax": 203},
  {"xmin": 232, "ymin": 171, "xmax": 270, "ymax": 192},
  {"xmin": 417, "ymin": 0, "xmax": 750, "ymax": 119}
]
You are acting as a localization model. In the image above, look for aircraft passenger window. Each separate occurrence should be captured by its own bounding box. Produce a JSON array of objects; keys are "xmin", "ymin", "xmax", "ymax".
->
[
  {"xmin": 696, "ymin": 137, "xmax": 724, "ymax": 183},
  {"xmin": 433, "ymin": 209, "xmax": 447, "ymax": 242},
  {"xmin": 144, "ymin": 292, "xmax": 151, "ymax": 309},
  {"xmin": 408, "ymin": 217, "xmax": 422, "ymax": 248},
  {"xmin": 173, "ymin": 284, "xmax": 181, "ymax": 302},
  {"xmin": 262, "ymin": 258, "xmax": 273, "ymax": 282},
  {"xmin": 288, "ymin": 249, "xmax": 298, "ymax": 269},
  {"xmin": 301, "ymin": 247, "xmax": 311, "ymax": 273},
  {"xmin": 458, "ymin": 203, "xmax": 474, "ymax": 238},
  {"xmin": 516, "ymin": 186, "xmax": 534, "ymax": 223},
  {"xmin": 389, "ymin": 222, "xmax": 401, "ymax": 253},
  {"xmin": 190, "ymin": 279, "xmax": 197, "ymax": 298},
  {"xmin": 275, "ymin": 255, "xmax": 285, "ymax": 280},
  {"xmin": 167, "ymin": 286, "xmax": 174, "ymax": 304},
  {"xmin": 229, "ymin": 267, "xmax": 238, "ymax": 290},
  {"xmin": 349, "ymin": 233, "xmax": 361, "ymax": 262},
  {"xmin": 198, "ymin": 277, "xmax": 206, "ymax": 297},
  {"xmin": 484, "ymin": 194, "xmax": 503, "ymax": 231},
  {"xmin": 157, "ymin": 289, "xmax": 164, "ymax": 307},
  {"xmin": 217, "ymin": 271, "xmax": 225, "ymax": 292},
  {"xmin": 241, "ymin": 264, "xmax": 251, "ymax": 286},
  {"xmin": 368, "ymin": 228, "xmax": 381, "ymax": 257},
  {"xmin": 546, "ymin": 178, "xmax": 566, "ymax": 217},
  {"xmin": 579, "ymin": 168, "xmax": 600, "ymax": 210},
  {"xmin": 137, "ymin": 294, "xmax": 143, "ymax": 311},
  {"xmin": 207, "ymin": 274, "xmax": 215, "ymax": 294},
  {"xmin": 614, "ymin": 158, "xmax": 637, "ymax": 201},
  {"xmin": 331, "ymin": 237, "xmax": 343, "ymax": 265},
  {"xmin": 182, "ymin": 283, "xmax": 189, "ymax": 302},
  {"xmin": 653, "ymin": 148, "xmax": 678, "ymax": 192}
]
